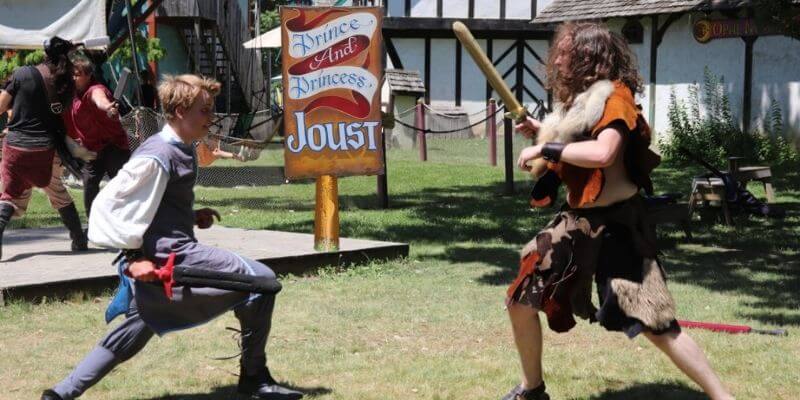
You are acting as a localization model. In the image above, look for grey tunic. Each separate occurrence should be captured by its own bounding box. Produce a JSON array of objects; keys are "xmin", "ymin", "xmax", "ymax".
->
[{"xmin": 132, "ymin": 130, "xmax": 261, "ymax": 335}]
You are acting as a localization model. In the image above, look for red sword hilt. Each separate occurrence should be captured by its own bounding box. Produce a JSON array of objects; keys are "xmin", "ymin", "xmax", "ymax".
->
[
  {"xmin": 153, "ymin": 252, "xmax": 177, "ymax": 300},
  {"xmin": 123, "ymin": 252, "xmax": 177, "ymax": 300}
]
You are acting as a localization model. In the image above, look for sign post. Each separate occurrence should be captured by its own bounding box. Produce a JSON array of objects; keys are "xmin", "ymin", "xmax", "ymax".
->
[
  {"xmin": 281, "ymin": 6, "xmax": 384, "ymax": 252},
  {"xmin": 314, "ymin": 174, "xmax": 339, "ymax": 251}
]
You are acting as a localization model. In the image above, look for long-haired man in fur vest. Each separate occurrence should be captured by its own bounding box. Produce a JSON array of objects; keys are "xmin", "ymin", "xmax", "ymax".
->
[{"xmin": 502, "ymin": 22, "xmax": 734, "ymax": 400}]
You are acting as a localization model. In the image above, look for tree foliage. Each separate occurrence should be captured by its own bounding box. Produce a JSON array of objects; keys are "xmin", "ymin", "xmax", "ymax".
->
[
  {"xmin": 108, "ymin": 32, "xmax": 166, "ymax": 68},
  {"xmin": 754, "ymin": 0, "xmax": 800, "ymax": 40},
  {"xmin": 1, "ymin": 33, "xmax": 164, "ymax": 83},
  {"xmin": 661, "ymin": 67, "xmax": 798, "ymax": 166}
]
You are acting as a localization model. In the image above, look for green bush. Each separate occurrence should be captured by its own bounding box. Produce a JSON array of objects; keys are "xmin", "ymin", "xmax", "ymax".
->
[
  {"xmin": 0, "ymin": 50, "xmax": 44, "ymax": 82},
  {"xmin": 660, "ymin": 67, "xmax": 799, "ymax": 167}
]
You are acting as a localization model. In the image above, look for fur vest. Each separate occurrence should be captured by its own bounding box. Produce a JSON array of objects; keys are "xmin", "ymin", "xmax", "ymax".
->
[{"xmin": 531, "ymin": 80, "xmax": 660, "ymax": 208}]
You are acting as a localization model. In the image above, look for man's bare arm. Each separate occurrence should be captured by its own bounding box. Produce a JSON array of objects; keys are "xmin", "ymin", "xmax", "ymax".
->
[
  {"xmin": 517, "ymin": 127, "xmax": 624, "ymax": 171},
  {"xmin": 558, "ymin": 127, "xmax": 624, "ymax": 168},
  {"xmin": 0, "ymin": 90, "xmax": 12, "ymax": 116}
]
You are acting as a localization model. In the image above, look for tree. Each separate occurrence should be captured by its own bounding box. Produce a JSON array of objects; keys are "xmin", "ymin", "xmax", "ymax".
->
[
  {"xmin": 109, "ymin": 32, "xmax": 166, "ymax": 68},
  {"xmin": 754, "ymin": 0, "xmax": 800, "ymax": 40},
  {"xmin": 259, "ymin": 1, "xmax": 292, "ymax": 74}
]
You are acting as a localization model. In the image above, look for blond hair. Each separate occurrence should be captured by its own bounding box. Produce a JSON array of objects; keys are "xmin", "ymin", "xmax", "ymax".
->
[{"xmin": 158, "ymin": 74, "xmax": 221, "ymax": 120}]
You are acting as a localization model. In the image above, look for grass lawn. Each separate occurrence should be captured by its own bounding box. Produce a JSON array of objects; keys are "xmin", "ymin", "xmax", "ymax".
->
[{"xmin": 1, "ymin": 138, "xmax": 798, "ymax": 399}]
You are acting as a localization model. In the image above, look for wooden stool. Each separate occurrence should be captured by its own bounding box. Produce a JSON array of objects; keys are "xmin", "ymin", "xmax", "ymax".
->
[
  {"xmin": 689, "ymin": 177, "xmax": 733, "ymax": 225},
  {"xmin": 727, "ymin": 157, "xmax": 776, "ymax": 203}
]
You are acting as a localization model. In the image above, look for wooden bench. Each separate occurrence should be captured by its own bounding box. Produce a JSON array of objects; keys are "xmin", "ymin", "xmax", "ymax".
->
[
  {"xmin": 726, "ymin": 157, "xmax": 776, "ymax": 203},
  {"xmin": 688, "ymin": 177, "xmax": 733, "ymax": 225}
]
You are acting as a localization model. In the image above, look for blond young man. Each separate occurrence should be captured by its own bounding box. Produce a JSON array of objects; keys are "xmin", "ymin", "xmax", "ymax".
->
[{"xmin": 42, "ymin": 75, "xmax": 302, "ymax": 400}]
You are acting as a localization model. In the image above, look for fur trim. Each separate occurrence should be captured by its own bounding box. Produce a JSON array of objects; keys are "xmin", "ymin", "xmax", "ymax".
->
[
  {"xmin": 537, "ymin": 80, "xmax": 615, "ymax": 145},
  {"xmin": 610, "ymin": 258, "xmax": 676, "ymax": 330}
]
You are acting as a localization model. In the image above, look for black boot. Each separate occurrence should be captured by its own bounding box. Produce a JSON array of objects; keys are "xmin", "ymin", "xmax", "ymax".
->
[
  {"xmin": 501, "ymin": 382, "xmax": 550, "ymax": 400},
  {"xmin": 57, "ymin": 203, "xmax": 88, "ymax": 251},
  {"xmin": 40, "ymin": 389, "xmax": 64, "ymax": 400},
  {"xmin": 0, "ymin": 202, "xmax": 15, "ymax": 260},
  {"xmin": 237, "ymin": 366, "xmax": 303, "ymax": 400}
]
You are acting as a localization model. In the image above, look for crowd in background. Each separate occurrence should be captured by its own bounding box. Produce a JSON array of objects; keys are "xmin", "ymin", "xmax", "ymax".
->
[{"xmin": 0, "ymin": 38, "xmax": 241, "ymax": 259}]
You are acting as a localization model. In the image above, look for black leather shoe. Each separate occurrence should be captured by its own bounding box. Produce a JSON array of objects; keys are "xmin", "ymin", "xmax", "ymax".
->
[
  {"xmin": 238, "ymin": 367, "xmax": 303, "ymax": 400},
  {"xmin": 41, "ymin": 389, "xmax": 64, "ymax": 400},
  {"xmin": 501, "ymin": 383, "xmax": 550, "ymax": 400}
]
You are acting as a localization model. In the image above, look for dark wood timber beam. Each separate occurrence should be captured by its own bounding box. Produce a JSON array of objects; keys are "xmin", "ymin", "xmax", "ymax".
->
[
  {"xmin": 108, "ymin": 0, "xmax": 166, "ymax": 54},
  {"xmin": 648, "ymin": 13, "xmax": 682, "ymax": 125},
  {"xmin": 383, "ymin": 17, "xmax": 553, "ymax": 40},
  {"xmin": 654, "ymin": 13, "xmax": 682, "ymax": 47},
  {"xmin": 742, "ymin": 36, "xmax": 757, "ymax": 133},
  {"xmin": 385, "ymin": 37, "xmax": 403, "ymax": 69}
]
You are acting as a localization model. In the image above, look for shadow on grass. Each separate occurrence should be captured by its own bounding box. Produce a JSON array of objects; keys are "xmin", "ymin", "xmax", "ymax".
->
[
  {"xmin": 142, "ymin": 383, "xmax": 332, "ymax": 399},
  {"xmin": 196, "ymin": 166, "xmax": 286, "ymax": 188},
  {"xmin": 573, "ymin": 381, "xmax": 706, "ymax": 400},
  {"xmin": 3, "ymin": 248, "xmax": 110, "ymax": 263},
  {"xmin": 200, "ymin": 196, "xmax": 317, "ymax": 213},
  {"xmin": 203, "ymin": 165, "xmax": 800, "ymax": 328},
  {"xmin": 661, "ymin": 202, "xmax": 800, "ymax": 326}
]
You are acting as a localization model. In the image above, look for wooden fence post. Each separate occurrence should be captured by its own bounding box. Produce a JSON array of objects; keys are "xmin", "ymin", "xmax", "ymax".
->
[
  {"xmin": 504, "ymin": 118, "xmax": 514, "ymax": 195},
  {"xmin": 416, "ymin": 98, "xmax": 427, "ymax": 162},
  {"xmin": 488, "ymin": 98, "xmax": 497, "ymax": 166}
]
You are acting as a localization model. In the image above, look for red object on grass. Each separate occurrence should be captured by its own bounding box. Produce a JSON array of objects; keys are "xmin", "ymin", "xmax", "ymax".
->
[{"xmin": 678, "ymin": 320, "xmax": 787, "ymax": 336}]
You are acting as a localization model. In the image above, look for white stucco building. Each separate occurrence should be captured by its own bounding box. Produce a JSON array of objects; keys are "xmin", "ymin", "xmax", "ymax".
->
[
  {"xmin": 381, "ymin": 0, "xmax": 555, "ymax": 136},
  {"xmin": 378, "ymin": 0, "xmax": 799, "ymax": 145},
  {"xmin": 534, "ymin": 0, "xmax": 800, "ymax": 146}
]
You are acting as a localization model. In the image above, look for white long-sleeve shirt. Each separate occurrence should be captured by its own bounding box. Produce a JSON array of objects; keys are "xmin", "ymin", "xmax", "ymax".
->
[{"xmin": 87, "ymin": 126, "xmax": 186, "ymax": 249}]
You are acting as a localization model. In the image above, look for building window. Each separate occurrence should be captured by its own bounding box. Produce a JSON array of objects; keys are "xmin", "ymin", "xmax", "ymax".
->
[{"xmin": 622, "ymin": 19, "xmax": 644, "ymax": 44}]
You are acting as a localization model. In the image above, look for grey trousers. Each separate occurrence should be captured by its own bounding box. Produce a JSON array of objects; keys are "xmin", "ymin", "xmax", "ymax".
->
[{"xmin": 52, "ymin": 268, "xmax": 277, "ymax": 399}]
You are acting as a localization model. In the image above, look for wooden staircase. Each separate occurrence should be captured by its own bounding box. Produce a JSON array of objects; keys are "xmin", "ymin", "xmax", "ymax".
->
[
  {"xmin": 180, "ymin": 24, "xmax": 249, "ymax": 113},
  {"xmin": 157, "ymin": 0, "xmax": 268, "ymax": 114}
]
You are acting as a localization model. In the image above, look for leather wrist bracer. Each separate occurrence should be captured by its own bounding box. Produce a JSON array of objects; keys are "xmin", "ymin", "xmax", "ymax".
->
[
  {"xmin": 542, "ymin": 142, "xmax": 566, "ymax": 163},
  {"xmin": 122, "ymin": 248, "xmax": 145, "ymax": 262}
]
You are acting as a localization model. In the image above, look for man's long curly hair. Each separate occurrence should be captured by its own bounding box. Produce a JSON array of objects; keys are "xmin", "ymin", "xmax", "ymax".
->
[
  {"xmin": 44, "ymin": 51, "xmax": 75, "ymax": 106},
  {"xmin": 546, "ymin": 22, "xmax": 643, "ymax": 109}
]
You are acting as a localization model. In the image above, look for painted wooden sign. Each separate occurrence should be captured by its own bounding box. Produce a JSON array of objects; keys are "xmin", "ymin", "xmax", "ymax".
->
[
  {"xmin": 281, "ymin": 6, "xmax": 384, "ymax": 179},
  {"xmin": 693, "ymin": 18, "xmax": 782, "ymax": 43}
]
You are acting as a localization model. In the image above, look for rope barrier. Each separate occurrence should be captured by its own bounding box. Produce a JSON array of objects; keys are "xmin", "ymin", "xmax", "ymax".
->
[
  {"xmin": 392, "ymin": 105, "xmax": 505, "ymax": 134},
  {"xmin": 395, "ymin": 105, "xmax": 417, "ymax": 117},
  {"xmin": 421, "ymin": 103, "xmax": 493, "ymax": 119}
]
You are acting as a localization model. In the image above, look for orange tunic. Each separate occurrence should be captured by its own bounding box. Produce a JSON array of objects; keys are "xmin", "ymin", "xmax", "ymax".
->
[{"xmin": 547, "ymin": 81, "xmax": 657, "ymax": 208}]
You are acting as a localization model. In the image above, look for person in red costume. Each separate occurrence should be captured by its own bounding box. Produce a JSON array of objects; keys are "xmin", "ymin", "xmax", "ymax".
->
[
  {"xmin": 0, "ymin": 37, "xmax": 88, "ymax": 259},
  {"xmin": 62, "ymin": 57, "xmax": 131, "ymax": 218},
  {"xmin": 501, "ymin": 22, "xmax": 734, "ymax": 400}
]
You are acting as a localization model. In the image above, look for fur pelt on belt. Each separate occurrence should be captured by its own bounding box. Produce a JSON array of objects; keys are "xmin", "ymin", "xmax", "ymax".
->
[
  {"xmin": 611, "ymin": 258, "xmax": 676, "ymax": 331},
  {"xmin": 510, "ymin": 196, "xmax": 676, "ymax": 333}
]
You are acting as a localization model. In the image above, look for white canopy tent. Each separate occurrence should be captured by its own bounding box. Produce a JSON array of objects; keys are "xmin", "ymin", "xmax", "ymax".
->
[
  {"xmin": 242, "ymin": 26, "xmax": 282, "ymax": 49},
  {"xmin": 0, "ymin": 0, "xmax": 108, "ymax": 50}
]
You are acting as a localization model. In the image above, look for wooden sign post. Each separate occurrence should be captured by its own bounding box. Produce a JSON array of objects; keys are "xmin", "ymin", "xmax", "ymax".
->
[
  {"xmin": 314, "ymin": 174, "xmax": 339, "ymax": 251},
  {"xmin": 280, "ymin": 7, "xmax": 384, "ymax": 252}
]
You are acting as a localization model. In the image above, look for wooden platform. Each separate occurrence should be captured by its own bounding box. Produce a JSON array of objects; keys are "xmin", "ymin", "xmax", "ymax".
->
[{"xmin": 0, "ymin": 226, "xmax": 408, "ymax": 303}]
